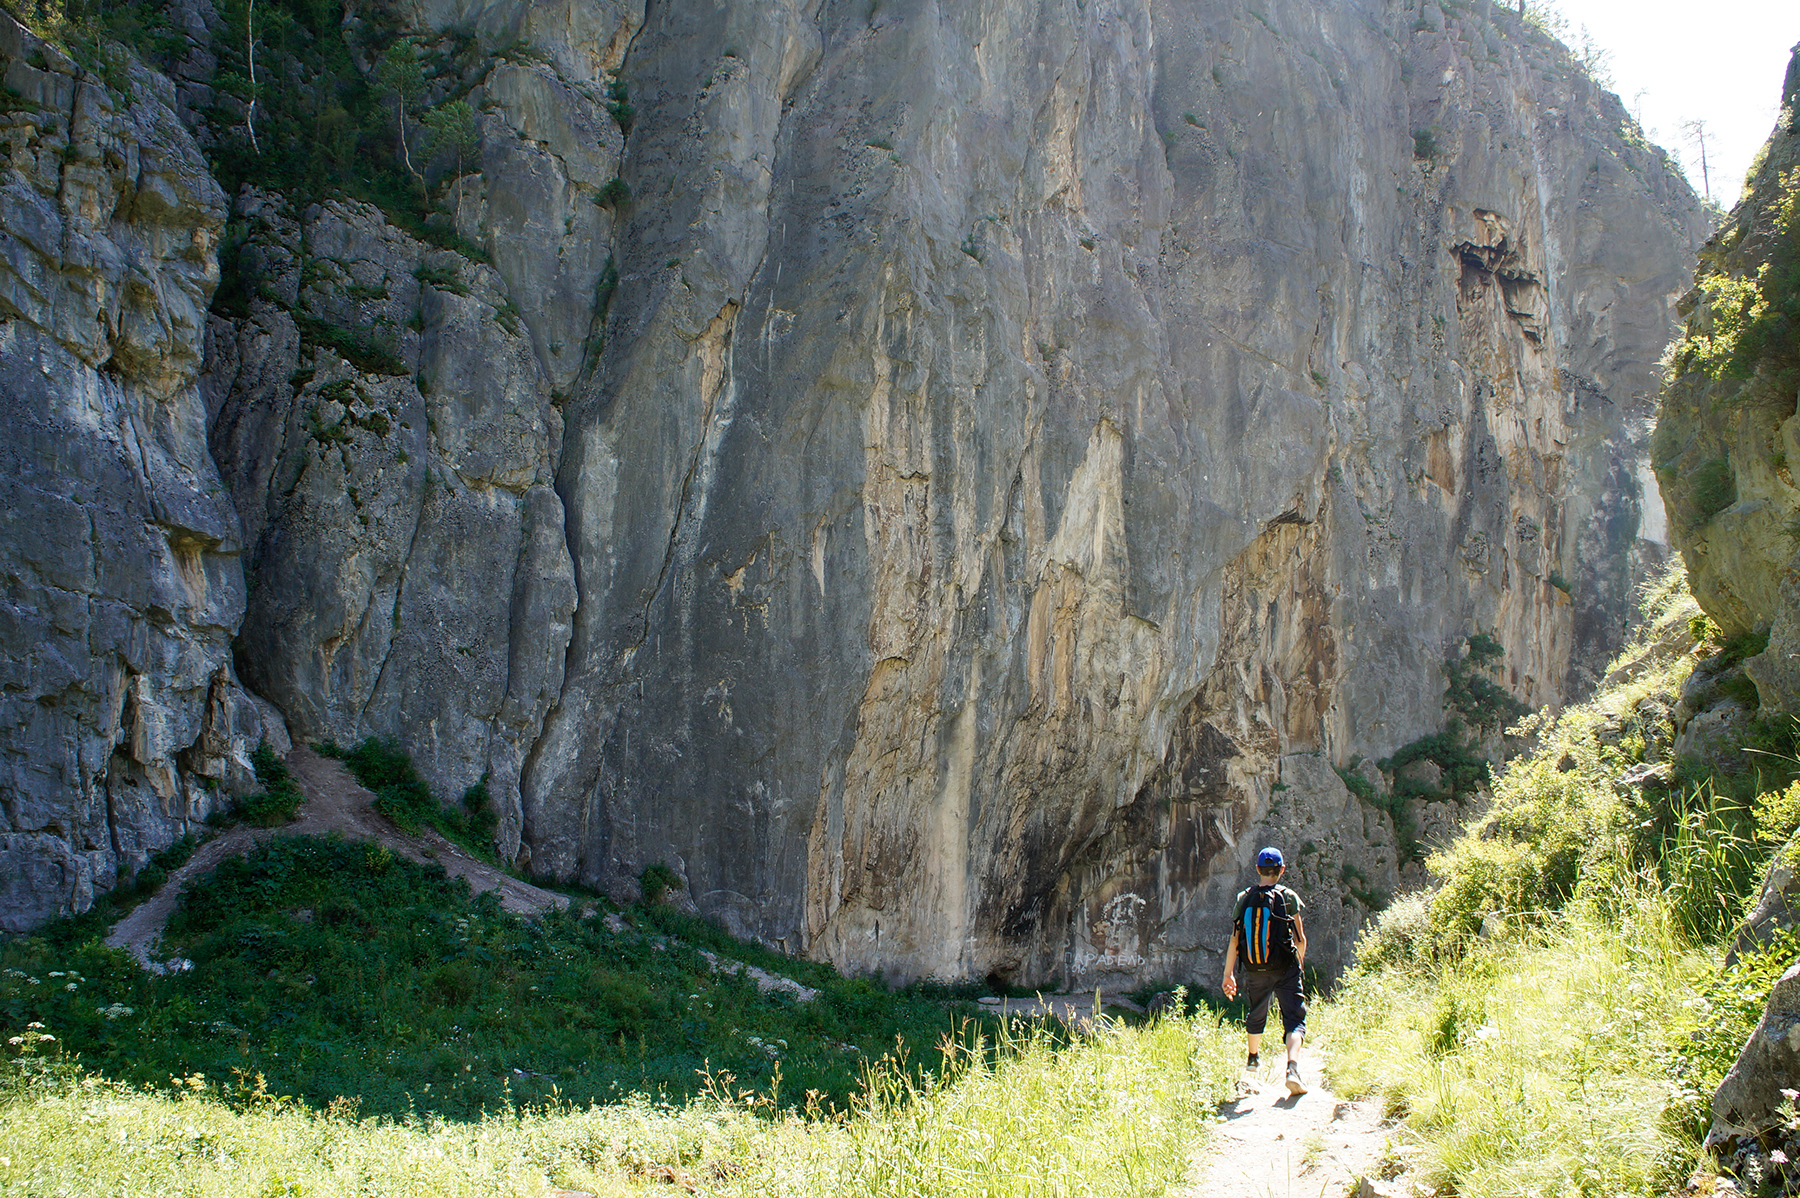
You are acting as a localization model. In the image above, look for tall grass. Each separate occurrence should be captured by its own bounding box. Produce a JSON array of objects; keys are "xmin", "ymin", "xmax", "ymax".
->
[
  {"xmin": 1320, "ymin": 887, "xmax": 1709, "ymax": 1197},
  {"xmin": 1318, "ymin": 568, "xmax": 1800, "ymax": 1195},
  {"xmin": 2, "ymin": 1011, "xmax": 1241, "ymax": 1197}
]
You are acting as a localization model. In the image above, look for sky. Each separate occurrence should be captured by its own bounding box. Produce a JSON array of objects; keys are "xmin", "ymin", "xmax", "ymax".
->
[{"xmin": 1558, "ymin": 0, "xmax": 1799, "ymax": 206}]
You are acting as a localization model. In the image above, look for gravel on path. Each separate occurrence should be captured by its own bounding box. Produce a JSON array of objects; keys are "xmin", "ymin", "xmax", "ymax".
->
[{"xmin": 1177, "ymin": 1058, "xmax": 1400, "ymax": 1198}]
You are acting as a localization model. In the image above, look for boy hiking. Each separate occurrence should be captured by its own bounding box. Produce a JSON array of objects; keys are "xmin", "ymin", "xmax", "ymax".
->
[{"xmin": 1222, "ymin": 846, "xmax": 1309, "ymax": 1095}]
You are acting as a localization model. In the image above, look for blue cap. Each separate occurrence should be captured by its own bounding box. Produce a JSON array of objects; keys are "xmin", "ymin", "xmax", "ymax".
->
[{"xmin": 1256, "ymin": 846, "xmax": 1284, "ymax": 869}]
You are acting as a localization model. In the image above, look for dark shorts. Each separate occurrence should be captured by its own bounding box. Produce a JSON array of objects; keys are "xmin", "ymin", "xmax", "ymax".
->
[{"xmin": 1239, "ymin": 965, "xmax": 1306, "ymax": 1038}]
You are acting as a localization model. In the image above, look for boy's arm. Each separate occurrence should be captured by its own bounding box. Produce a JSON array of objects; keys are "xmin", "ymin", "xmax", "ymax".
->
[
  {"xmin": 1291, "ymin": 912, "xmax": 1307, "ymax": 968},
  {"xmin": 1222, "ymin": 929, "xmax": 1240, "ymax": 999}
]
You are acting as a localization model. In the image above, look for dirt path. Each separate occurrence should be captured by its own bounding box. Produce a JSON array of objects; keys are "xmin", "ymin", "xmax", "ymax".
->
[
  {"xmin": 104, "ymin": 745, "xmax": 570, "ymax": 970},
  {"xmin": 1177, "ymin": 1057, "xmax": 1400, "ymax": 1198}
]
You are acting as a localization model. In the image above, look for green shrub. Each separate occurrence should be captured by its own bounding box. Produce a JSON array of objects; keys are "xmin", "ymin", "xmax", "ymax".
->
[
  {"xmin": 210, "ymin": 742, "xmax": 304, "ymax": 827},
  {"xmin": 604, "ymin": 77, "xmax": 634, "ymax": 134},
  {"xmin": 1, "ymin": 836, "xmax": 1002, "ymax": 1120},
  {"xmin": 413, "ymin": 262, "xmax": 468, "ymax": 296},
  {"xmin": 1413, "ymin": 128, "xmax": 1440, "ymax": 159},
  {"xmin": 596, "ymin": 176, "xmax": 630, "ymax": 207},
  {"xmin": 640, "ymin": 862, "xmax": 681, "ymax": 904},
  {"xmin": 1689, "ymin": 457, "xmax": 1737, "ymax": 524}
]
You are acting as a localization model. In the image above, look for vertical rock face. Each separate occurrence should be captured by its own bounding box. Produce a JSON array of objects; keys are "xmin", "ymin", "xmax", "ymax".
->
[
  {"xmin": 0, "ymin": 17, "xmax": 276, "ymax": 930},
  {"xmin": 0, "ymin": 0, "xmax": 1705, "ymax": 980},
  {"xmin": 516, "ymin": 0, "xmax": 1702, "ymax": 985},
  {"xmin": 1655, "ymin": 45, "xmax": 1800, "ymax": 712}
]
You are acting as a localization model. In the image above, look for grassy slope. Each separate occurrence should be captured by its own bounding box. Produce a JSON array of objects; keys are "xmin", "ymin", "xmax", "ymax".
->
[
  {"xmin": 1, "ymin": 835, "xmax": 997, "ymax": 1120},
  {"xmin": 1316, "ymin": 568, "xmax": 1800, "ymax": 1196},
  {"xmin": 1, "ymin": 816, "xmax": 1244, "ymax": 1196},
  {"xmin": 3, "ymin": 985, "xmax": 1242, "ymax": 1197}
]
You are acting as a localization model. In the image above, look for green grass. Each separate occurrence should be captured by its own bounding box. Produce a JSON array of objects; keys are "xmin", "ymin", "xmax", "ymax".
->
[
  {"xmin": 317, "ymin": 737, "xmax": 496, "ymax": 858},
  {"xmin": 1, "ymin": 1008, "xmax": 1238, "ymax": 1197},
  {"xmin": 1318, "ymin": 567, "xmax": 1800, "ymax": 1195},
  {"xmin": 0, "ymin": 836, "xmax": 1004, "ymax": 1122},
  {"xmin": 1320, "ymin": 891, "xmax": 1707, "ymax": 1197}
]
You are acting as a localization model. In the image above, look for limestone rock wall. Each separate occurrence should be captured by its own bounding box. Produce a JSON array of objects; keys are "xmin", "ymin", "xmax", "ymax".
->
[
  {"xmin": 514, "ymin": 0, "xmax": 1703, "ymax": 986},
  {"xmin": 0, "ymin": 15, "xmax": 277, "ymax": 930},
  {"xmin": 1, "ymin": 0, "xmax": 1706, "ymax": 985},
  {"xmin": 1654, "ymin": 45, "xmax": 1800, "ymax": 713}
]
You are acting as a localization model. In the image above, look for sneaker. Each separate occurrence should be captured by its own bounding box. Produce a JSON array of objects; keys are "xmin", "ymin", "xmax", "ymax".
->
[
  {"xmin": 1245, "ymin": 1052, "xmax": 1260, "ymax": 1069},
  {"xmin": 1285, "ymin": 1061, "xmax": 1307, "ymax": 1096}
]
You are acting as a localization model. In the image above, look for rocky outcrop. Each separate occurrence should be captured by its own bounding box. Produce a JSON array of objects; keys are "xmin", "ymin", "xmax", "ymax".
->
[
  {"xmin": 0, "ymin": 14, "xmax": 277, "ymax": 929},
  {"xmin": 509, "ymin": 0, "xmax": 1703, "ymax": 985},
  {"xmin": 1654, "ymin": 44, "xmax": 1800, "ymax": 712},
  {"xmin": 2, "ymin": 0, "xmax": 1706, "ymax": 983}
]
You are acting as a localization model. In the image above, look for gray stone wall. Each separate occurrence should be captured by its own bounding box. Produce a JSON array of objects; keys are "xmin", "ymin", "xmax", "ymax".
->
[{"xmin": 0, "ymin": 1, "xmax": 1706, "ymax": 985}]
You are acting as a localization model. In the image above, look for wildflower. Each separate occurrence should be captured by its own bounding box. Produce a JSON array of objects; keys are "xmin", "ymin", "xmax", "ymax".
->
[{"xmin": 64, "ymin": 982, "xmax": 78, "ymax": 992}]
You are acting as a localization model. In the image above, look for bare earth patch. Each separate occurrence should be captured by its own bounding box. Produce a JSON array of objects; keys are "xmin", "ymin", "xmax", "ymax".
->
[
  {"xmin": 1178, "ymin": 1061, "xmax": 1401, "ymax": 1198},
  {"xmin": 104, "ymin": 745, "xmax": 569, "ymax": 970}
]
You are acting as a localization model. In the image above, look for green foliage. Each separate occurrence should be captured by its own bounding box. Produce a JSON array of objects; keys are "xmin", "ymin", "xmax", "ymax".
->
[
  {"xmin": 292, "ymin": 313, "xmax": 408, "ymax": 377},
  {"xmin": 1328, "ymin": 567, "xmax": 1800, "ymax": 1192},
  {"xmin": 1670, "ymin": 169, "xmax": 1800, "ymax": 383},
  {"xmin": 206, "ymin": 742, "xmax": 303, "ymax": 829},
  {"xmin": 1335, "ymin": 764, "xmax": 1376, "ymax": 804},
  {"xmin": 604, "ymin": 76, "xmax": 633, "ymax": 135},
  {"xmin": 1688, "ymin": 457, "xmax": 1737, "ymax": 524},
  {"xmin": 639, "ymin": 862, "xmax": 681, "ymax": 905},
  {"xmin": 0, "ymin": 1000, "xmax": 1241, "ymax": 1198},
  {"xmin": 1413, "ymin": 128, "xmax": 1440, "ymax": 160},
  {"xmin": 321, "ymin": 736, "xmax": 439, "ymax": 827},
  {"xmin": 492, "ymin": 297, "xmax": 521, "ymax": 336},
  {"xmin": 1322, "ymin": 895, "xmax": 1704, "ymax": 1197},
  {"xmin": 413, "ymin": 261, "xmax": 468, "ymax": 296},
  {"xmin": 421, "ymin": 98, "xmax": 478, "ymax": 173},
  {"xmin": 1445, "ymin": 632, "xmax": 1532, "ymax": 734},
  {"xmin": 0, "ymin": 836, "xmax": 1004, "ymax": 1121},
  {"xmin": 596, "ymin": 176, "xmax": 630, "ymax": 208}
]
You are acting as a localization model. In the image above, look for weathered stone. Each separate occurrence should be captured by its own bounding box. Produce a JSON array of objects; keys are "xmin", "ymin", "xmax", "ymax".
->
[
  {"xmin": 517, "ymin": 0, "xmax": 1702, "ymax": 985},
  {"xmin": 1729, "ymin": 841, "xmax": 1800, "ymax": 969},
  {"xmin": 205, "ymin": 192, "xmax": 577, "ymax": 862},
  {"xmin": 0, "ymin": 13, "xmax": 275, "ymax": 930},
  {"xmin": 1655, "ymin": 46, "xmax": 1800, "ymax": 713},
  {"xmin": 1710, "ymin": 962, "xmax": 1800, "ymax": 1146},
  {"xmin": 0, "ymin": 1, "xmax": 1708, "ymax": 982}
]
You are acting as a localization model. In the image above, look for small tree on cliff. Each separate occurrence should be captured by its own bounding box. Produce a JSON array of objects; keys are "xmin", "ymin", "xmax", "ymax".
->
[{"xmin": 377, "ymin": 38, "xmax": 428, "ymax": 185}]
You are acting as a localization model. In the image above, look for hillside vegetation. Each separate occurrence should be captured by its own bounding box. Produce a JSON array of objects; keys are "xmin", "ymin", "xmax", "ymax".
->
[{"xmin": 1319, "ymin": 567, "xmax": 1800, "ymax": 1196}]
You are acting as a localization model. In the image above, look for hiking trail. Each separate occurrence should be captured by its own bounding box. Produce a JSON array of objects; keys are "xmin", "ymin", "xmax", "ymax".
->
[
  {"xmin": 1177, "ymin": 1058, "xmax": 1405, "ymax": 1198},
  {"xmin": 103, "ymin": 745, "xmax": 571, "ymax": 970}
]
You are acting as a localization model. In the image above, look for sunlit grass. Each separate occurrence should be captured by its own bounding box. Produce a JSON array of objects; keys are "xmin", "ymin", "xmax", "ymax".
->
[
  {"xmin": 2, "ymin": 1010, "xmax": 1241, "ymax": 1198},
  {"xmin": 1319, "ymin": 888, "xmax": 1710, "ymax": 1197}
]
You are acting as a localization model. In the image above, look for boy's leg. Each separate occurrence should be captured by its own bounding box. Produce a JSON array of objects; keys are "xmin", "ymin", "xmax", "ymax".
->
[
  {"xmin": 1240, "ymin": 971, "xmax": 1278, "ymax": 1066},
  {"xmin": 1274, "ymin": 966, "xmax": 1308, "ymax": 1054},
  {"xmin": 1275, "ymin": 967, "xmax": 1309, "ymax": 1094}
]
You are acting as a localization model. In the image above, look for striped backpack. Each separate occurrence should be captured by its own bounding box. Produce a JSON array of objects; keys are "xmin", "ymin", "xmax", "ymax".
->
[{"xmin": 1239, "ymin": 884, "xmax": 1296, "ymax": 970}]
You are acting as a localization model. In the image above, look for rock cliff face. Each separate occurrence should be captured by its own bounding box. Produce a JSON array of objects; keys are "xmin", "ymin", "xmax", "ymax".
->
[
  {"xmin": 1, "ymin": 0, "xmax": 1704, "ymax": 984},
  {"xmin": 1655, "ymin": 45, "xmax": 1800, "ymax": 714},
  {"xmin": 0, "ymin": 17, "xmax": 280, "ymax": 931}
]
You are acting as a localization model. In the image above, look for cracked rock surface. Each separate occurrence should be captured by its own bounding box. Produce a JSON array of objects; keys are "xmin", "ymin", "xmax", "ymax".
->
[{"xmin": 2, "ymin": 1, "xmax": 1707, "ymax": 985}]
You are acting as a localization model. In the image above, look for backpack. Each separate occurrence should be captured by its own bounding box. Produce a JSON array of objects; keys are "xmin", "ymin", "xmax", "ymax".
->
[{"xmin": 1239, "ymin": 885, "xmax": 1296, "ymax": 970}]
